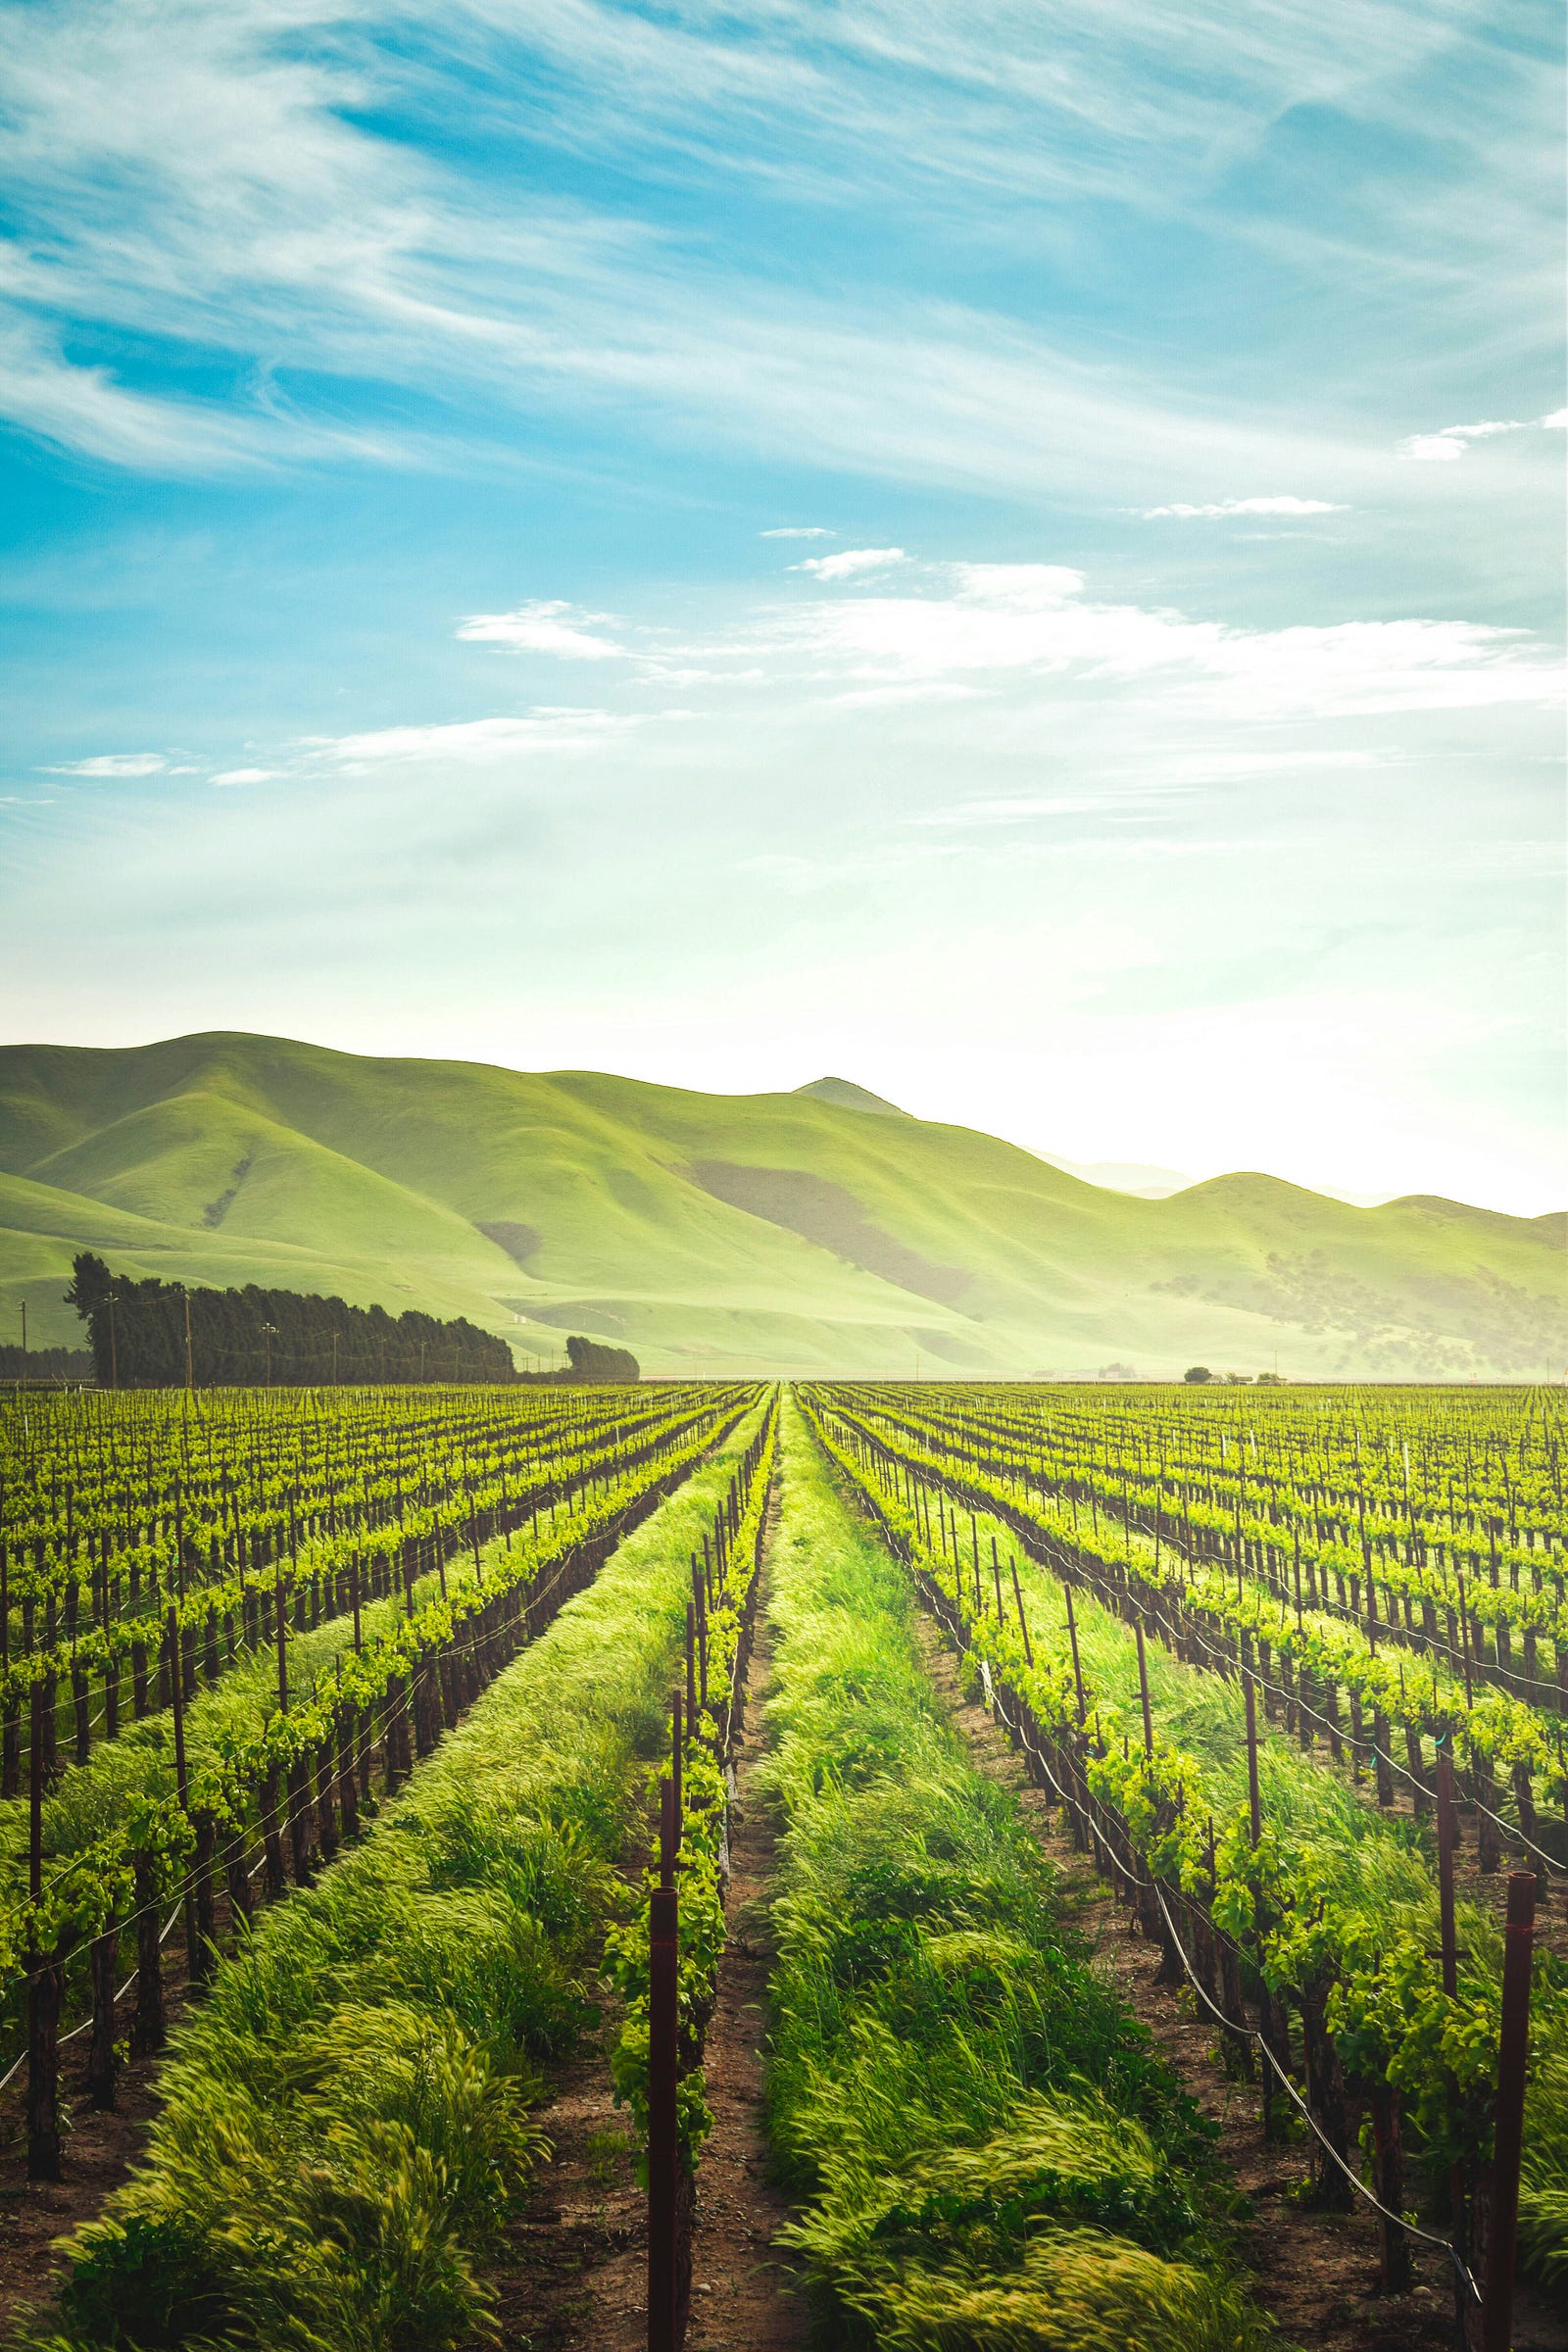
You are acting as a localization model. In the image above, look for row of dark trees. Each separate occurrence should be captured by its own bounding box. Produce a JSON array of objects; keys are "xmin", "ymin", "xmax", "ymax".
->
[
  {"xmin": 0, "ymin": 1346, "xmax": 95, "ymax": 1382},
  {"xmin": 65, "ymin": 1254, "xmax": 518, "ymax": 1387}
]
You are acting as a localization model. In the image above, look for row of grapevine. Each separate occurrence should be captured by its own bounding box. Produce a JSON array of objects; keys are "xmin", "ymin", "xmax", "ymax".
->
[
  {"xmin": 0, "ymin": 1384, "xmax": 753, "ymax": 2183},
  {"xmin": 850, "ymin": 1386, "xmax": 1566, "ymax": 1712},
  {"xmin": 951, "ymin": 1384, "xmax": 1563, "ymax": 1543},
  {"xmin": 804, "ymin": 1385, "xmax": 1567, "ymax": 2336},
  {"xmin": 20, "ymin": 1394, "xmax": 776, "ymax": 2352},
  {"xmin": 0, "ymin": 1386, "xmax": 716, "ymax": 1793},
  {"xmin": 825, "ymin": 1387, "xmax": 1568, "ymax": 1861}
]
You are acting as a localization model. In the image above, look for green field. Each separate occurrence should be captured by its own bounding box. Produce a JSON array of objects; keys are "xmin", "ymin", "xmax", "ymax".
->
[{"xmin": 0, "ymin": 1032, "xmax": 1561, "ymax": 1378}]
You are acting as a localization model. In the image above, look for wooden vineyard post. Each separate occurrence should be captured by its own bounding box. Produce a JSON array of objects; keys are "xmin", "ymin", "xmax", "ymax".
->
[
  {"xmin": 1481, "ymin": 1874, "xmax": 1537, "ymax": 2352},
  {"xmin": 1010, "ymin": 1563, "xmax": 1033, "ymax": 1666},
  {"xmin": 692, "ymin": 1558, "xmax": 709, "ymax": 1708},
  {"xmin": 25, "ymin": 1681, "xmax": 62, "ymax": 2180},
  {"xmin": 670, "ymin": 1691, "xmax": 683, "ymax": 1842},
  {"xmin": 1245, "ymin": 1672, "xmax": 1285, "ymax": 2139},
  {"xmin": 648, "ymin": 1778, "xmax": 679, "ymax": 2352},
  {"xmin": 1135, "ymin": 1615, "xmax": 1153, "ymax": 1754},
  {"xmin": 1368, "ymin": 2071, "xmax": 1411, "ymax": 2295},
  {"xmin": 685, "ymin": 1606, "xmax": 697, "ymax": 1733},
  {"xmin": 86, "ymin": 1910, "xmax": 120, "ymax": 2111},
  {"xmin": 1437, "ymin": 1743, "xmax": 1473, "ymax": 2346},
  {"xmin": 167, "ymin": 1605, "xmax": 202, "ymax": 1985},
  {"xmin": 1063, "ymin": 1581, "xmax": 1087, "ymax": 1724},
  {"xmin": 132, "ymin": 1852, "xmax": 165, "ymax": 2054},
  {"xmin": 1245, "ymin": 1672, "xmax": 1262, "ymax": 1848}
]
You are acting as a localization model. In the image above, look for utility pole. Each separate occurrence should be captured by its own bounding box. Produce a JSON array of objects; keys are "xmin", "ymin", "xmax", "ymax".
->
[
  {"xmin": 261, "ymin": 1324, "xmax": 276, "ymax": 1387},
  {"xmin": 182, "ymin": 1289, "xmax": 193, "ymax": 1393},
  {"xmin": 19, "ymin": 1301, "xmax": 24, "ymax": 1360},
  {"xmin": 107, "ymin": 1290, "xmax": 118, "ymax": 1391}
]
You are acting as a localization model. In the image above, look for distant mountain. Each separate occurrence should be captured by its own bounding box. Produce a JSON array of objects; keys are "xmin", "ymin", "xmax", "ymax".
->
[{"xmin": 0, "ymin": 1032, "xmax": 1560, "ymax": 1380}]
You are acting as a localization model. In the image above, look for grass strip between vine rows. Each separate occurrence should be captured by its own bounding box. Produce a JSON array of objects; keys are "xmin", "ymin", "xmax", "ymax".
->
[
  {"xmin": 17, "ymin": 1396, "xmax": 770, "ymax": 2352},
  {"xmin": 758, "ymin": 1396, "xmax": 1282, "ymax": 2352}
]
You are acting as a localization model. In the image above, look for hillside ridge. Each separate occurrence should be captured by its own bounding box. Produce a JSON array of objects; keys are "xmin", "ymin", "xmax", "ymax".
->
[{"xmin": 0, "ymin": 1031, "xmax": 1561, "ymax": 1381}]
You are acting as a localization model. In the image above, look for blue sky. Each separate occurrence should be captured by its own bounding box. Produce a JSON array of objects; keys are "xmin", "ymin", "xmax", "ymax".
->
[{"xmin": 1, "ymin": 0, "xmax": 1563, "ymax": 1210}]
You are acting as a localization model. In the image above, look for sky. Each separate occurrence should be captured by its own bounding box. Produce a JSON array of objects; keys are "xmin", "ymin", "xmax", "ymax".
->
[{"xmin": 1, "ymin": 0, "xmax": 1563, "ymax": 1215}]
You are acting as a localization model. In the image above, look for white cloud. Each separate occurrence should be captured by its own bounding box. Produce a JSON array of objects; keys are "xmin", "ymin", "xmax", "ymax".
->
[
  {"xmin": 795, "ymin": 546, "xmax": 908, "ymax": 582},
  {"xmin": 43, "ymin": 752, "xmax": 167, "ymax": 777},
  {"xmin": 760, "ymin": 526, "xmax": 834, "ymax": 539},
  {"xmin": 456, "ymin": 602, "xmax": 627, "ymax": 660},
  {"xmin": 1144, "ymin": 496, "xmax": 1348, "ymax": 517},
  {"xmin": 1541, "ymin": 409, "xmax": 1567, "ymax": 429},
  {"xmin": 180, "ymin": 557, "xmax": 1560, "ymax": 794},
  {"xmin": 1398, "ymin": 418, "xmax": 1528, "ymax": 461},
  {"xmin": 317, "ymin": 710, "xmax": 637, "ymax": 766},
  {"xmin": 1398, "ymin": 435, "xmax": 1467, "ymax": 462},
  {"xmin": 778, "ymin": 560, "xmax": 1561, "ymax": 718}
]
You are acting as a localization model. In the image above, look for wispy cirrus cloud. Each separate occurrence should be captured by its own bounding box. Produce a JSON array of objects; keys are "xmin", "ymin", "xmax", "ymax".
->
[
  {"xmin": 760, "ymin": 526, "xmax": 834, "ymax": 539},
  {"xmin": 313, "ymin": 710, "xmax": 639, "ymax": 767},
  {"xmin": 0, "ymin": 0, "xmax": 1554, "ymax": 521},
  {"xmin": 43, "ymin": 752, "xmax": 167, "ymax": 777},
  {"xmin": 1143, "ymin": 496, "xmax": 1348, "ymax": 518}
]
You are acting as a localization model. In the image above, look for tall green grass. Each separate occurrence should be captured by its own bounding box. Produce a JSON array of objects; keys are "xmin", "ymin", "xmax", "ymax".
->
[
  {"xmin": 21, "ymin": 1402, "xmax": 768, "ymax": 2352},
  {"xmin": 759, "ymin": 1399, "xmax": 1283, "ymax": 2350}
]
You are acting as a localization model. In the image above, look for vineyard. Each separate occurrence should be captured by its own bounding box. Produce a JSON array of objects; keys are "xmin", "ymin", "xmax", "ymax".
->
[{"xmin": 0, "ymin": 1379, "xmax": 1560, "ymax": 2351}]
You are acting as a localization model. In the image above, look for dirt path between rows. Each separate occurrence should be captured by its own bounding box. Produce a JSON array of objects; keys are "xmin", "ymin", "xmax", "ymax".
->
[
  {"xmin": 493, "ymin": 1515, "xmax": 805, "ymax": 2351},
  {"xmin": 907, "ymin": 1607, "xmax": 1566, "ymax": 2352}
]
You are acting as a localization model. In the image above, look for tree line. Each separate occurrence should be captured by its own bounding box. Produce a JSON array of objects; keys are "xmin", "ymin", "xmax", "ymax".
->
[{"xmin": 65, "ymin": 1254, "xmax": 518, "ymax": 1387}]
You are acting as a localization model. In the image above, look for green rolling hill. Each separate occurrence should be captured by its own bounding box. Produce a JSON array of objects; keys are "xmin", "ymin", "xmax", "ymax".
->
[{"xmin": 0, "ymin": 1032, "xmax": 1560, "ymax": 1379}]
